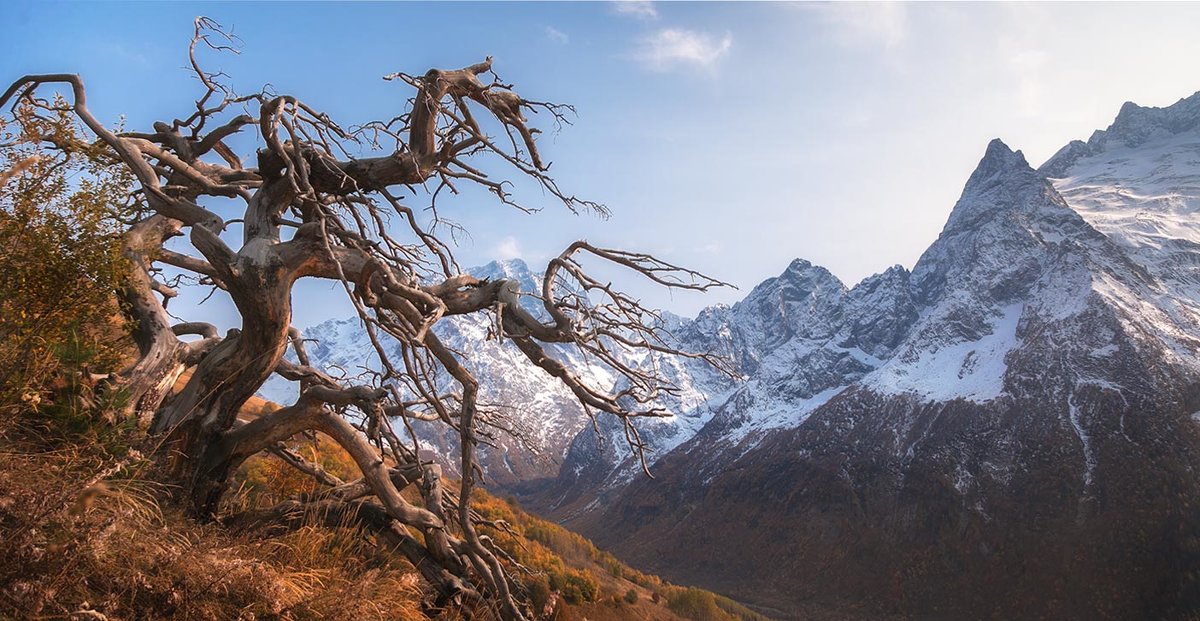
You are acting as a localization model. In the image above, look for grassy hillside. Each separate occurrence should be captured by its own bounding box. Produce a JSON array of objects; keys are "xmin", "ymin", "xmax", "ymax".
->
[{"xmin": 0, "ymin": 377, "xmax": 768, "ymax": 621}]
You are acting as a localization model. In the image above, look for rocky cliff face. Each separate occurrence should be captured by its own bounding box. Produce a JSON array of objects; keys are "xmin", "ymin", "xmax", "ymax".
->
[{"xmin": 532, "ymin": 93, "xmax": 1200, "ymax": 619}]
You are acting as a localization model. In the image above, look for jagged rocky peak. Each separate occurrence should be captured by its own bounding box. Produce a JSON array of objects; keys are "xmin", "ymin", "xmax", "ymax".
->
[
  {"xmin": 1041, "ymin": 90, "xmax": 1200, "ymax": 177},
  {"xmin": 873, "ymin": 129, "xmax": 1145, "ymax": 404},
  {"xmin": 697, "ymin": 257, "xmax": 847, "ymax": 376},
  {"xmin": 943, "ymin": 139, "xmax": 1046, "ymax": 232},
  {"xmin": 911, "ymin": 137, "xmax": 1058, "ymax": 304},
  {"xmin": 736, "ymin": 258, "xmax": 846, "ymax": 334},
  {"xmin": 1106, "ymin": 92, "xmax": 1200, "ymax": 146},
  {"xmin": 840, "ymin": 265, "xmax": 916, "ymax": 357},
  {"xmin": 847, "ymin": 263, "xmax": 909, "ymax": 294},
  {"xmin": 467, "ymin": 258, "xmax": 547, "ymax": 315},
  {"xmin": 776, "ymin": 258, "xmax": 847, "ymax": 308},
  {"xmin": 754, "ymin": 258, "xmax": 846, "ymax": 297},
  {"xmin": 472, "ymin": 257, "xmax": 536, "ymax": 288},
  {"xmin": 967, "ymin": 138, "xmax": 1031, "ymax": 185}
]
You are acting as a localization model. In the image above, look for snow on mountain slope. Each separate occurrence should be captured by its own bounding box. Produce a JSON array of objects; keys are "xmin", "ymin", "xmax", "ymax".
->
[
  {"xmin": 259, "ymin": 258, "xmax": 735, "ymax": 487},
  {"xmin": 546, "ymin": 94, "xmax": 1200, "ymax": 620},
  {"xmin": 859, "ymin": 138, "xmax": 1177, "ymax": 403},
  {"xmin": 599, "ymin": 141, "xmax": 1159, "ymax": 467},
  {"xmin": 259, "ymin": 93, "xmax": 1200, "ymax": 563},
  {"xmin": 260, "ymin": 260, "xmax": 592, "ymax": 484},
  {"xmin": 610, "ymin": 135, "xmax": 1175, "ymax": 473},
  {"xmin": 540, "ymin": 258, "xmax": 898, "ymax": 503},
  {"xmin": 863, "ymin": 301, "xmax": 1021, "ymax": 402},
  {"xmin": 1044, "ymin": 91, "xmax": 1200, "ymax": 349}
]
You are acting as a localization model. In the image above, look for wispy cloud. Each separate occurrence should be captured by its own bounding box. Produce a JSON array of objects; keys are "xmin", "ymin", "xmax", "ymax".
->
[
  {"xmin": 493, "ymin": 236, "xmax": 523, "ymax": 261},
  {"xmin": 811, "ymin": 2, "xmax": 909, "ymax": 49},
  {"xmin": 545, "ymin": 25, "xmax": 569, "ymax": 44},
  {"xmin": 613, "ymin": 0, "xmax": 658, "ymax": 20},
  {"xmin": 632, "ymin": 28, "xmax": 733, "ymax": 72},
  {"xmin": 99, "ymin": 42, "xmax": 152, "ymax": 66}
]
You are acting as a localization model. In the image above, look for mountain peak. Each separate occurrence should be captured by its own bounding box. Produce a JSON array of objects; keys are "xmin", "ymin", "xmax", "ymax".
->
[
  {"xmin": 947, "ymin": 139, "xmax": 1038, "ymax": 223},
  {"xmin": 466, "ymin": 258, "xmax": 547, "ymax": 315},
  {"xmin": 1115, "ymin": 100, "xmax": 1142, "ymax": 119},
  {"xmin": 1041, "ymin": 90, "xmax": 1200, "ymax": 178},
  {"xmin": 1111, "ymin": 91, "xmax": 1200, "ymax": 127},
  {"xmin": 493, "ymin": 257, "xmax": 531, "ymax": 273},
  {"xmin": 472, "ymin": 258, "xmax": 533, "ymax": 282},
  {"xmin": 1095, "ymin": 90, "xmax": 1200, "ymax": 152},
  {"xmin": 986, "ymin": 137, "xmax": 1015, "ymax": 155},
  {"xmin": 968, "ymin": 139, "xmax": 1031, "ymax": 186},
  {"xmin": 914, "ymin": 136, "xmax": 1058, "ymax": 300},
  {"xmin": 777, "ymin": 258, "xmax": 843, "ymax": 289},
  {"xmin": 786, "ymin": 258, "xmax": 814, "ymax": 272}
]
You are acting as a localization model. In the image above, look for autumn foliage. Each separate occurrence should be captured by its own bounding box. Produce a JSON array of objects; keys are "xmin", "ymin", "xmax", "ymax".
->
[{"xmin": 0, "ymin": 104, "xmax": 132, "ymax": 416}]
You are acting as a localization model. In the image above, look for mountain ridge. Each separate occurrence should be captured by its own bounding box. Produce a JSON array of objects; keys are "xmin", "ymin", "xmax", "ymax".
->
[
  {"xmin": 262, "ymin": 91, "xmax": 1200, "ymax": 618},
  {"xmin": 531, "ymin": 93, "xmax": 1200, "ymax": 619}
]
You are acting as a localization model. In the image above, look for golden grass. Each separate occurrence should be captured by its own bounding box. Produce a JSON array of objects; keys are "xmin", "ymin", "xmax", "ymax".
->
[
  {"xmin": 0, "ymin": 376, "xmax": 767, "ymax": 621},
  {"xmin": 0, "ymin": 416, "xmax": 427, "ymax": 621}
]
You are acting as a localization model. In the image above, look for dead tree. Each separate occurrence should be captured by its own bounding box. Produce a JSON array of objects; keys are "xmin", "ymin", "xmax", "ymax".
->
[{"xmin": 1, "ymin": 18, "xmax": 729, "ymax": 620}]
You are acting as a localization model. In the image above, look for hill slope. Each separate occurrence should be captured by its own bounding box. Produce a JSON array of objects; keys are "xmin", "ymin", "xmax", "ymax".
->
[{"xmin": 0, "ymin": 389, "xmax": 764, "ymax": 621}]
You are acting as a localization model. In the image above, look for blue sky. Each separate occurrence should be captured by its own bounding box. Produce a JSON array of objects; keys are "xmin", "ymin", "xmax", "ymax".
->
[{"xmin": 5, "ymin": 1, "xmax": 1200, "ymax": 328}]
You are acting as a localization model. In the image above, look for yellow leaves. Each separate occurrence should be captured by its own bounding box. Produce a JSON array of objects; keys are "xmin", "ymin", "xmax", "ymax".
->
[
  {"xmin": 0, "ymin": 101, "xmax": 133, "ymax": 407},
  {"xmin": 235, "ymin": 434, "xmax": 360, "ymax": 506}
]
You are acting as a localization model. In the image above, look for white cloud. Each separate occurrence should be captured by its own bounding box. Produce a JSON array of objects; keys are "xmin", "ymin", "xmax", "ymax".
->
[
  {"xmin": 545, "ymin": 25, "xmax": 569, "ymax": 44},
  {"xmin": 494, "ymin": 236, "xmax": 523, "ymax": 261},
  {"xmin": 811, "ymin": 2, "xmax": 909, "ymax": 49},
  {"xmin": 613, "ymin": 0, "xmax": 658, "ymax": 20},
  {"xmin": 632, "ymin": 28, "xmax": 733, "ymax": 71}
]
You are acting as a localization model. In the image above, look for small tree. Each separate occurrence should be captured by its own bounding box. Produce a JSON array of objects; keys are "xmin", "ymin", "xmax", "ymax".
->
[{"xmin": 1, "ymin": 18, "xmax": 729, "ymax": 620}]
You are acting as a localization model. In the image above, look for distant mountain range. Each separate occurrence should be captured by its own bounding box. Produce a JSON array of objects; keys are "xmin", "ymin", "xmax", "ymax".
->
[{"xmin": 263, "ymin": 91, "xmax": 1200, "ymax": 619}]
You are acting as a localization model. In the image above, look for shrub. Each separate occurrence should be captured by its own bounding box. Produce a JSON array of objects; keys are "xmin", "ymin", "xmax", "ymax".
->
[
  {"xmin": 0, "ymin": 103, "xmax": 133, "ymax": 418},
  {"xmin": 667, "ymin": 586, "xmax": 730, "ymax": 621},
  {"xmin": 557, "ymin": 570, "xmax": 599, "ymax": 604},
  {"xmin": 527, "ymin": 575, "xmax": 553, "ymax": 613},
  {"xmin": 237, "ymin": 432, "xmax": 361, "ymax": 506}
]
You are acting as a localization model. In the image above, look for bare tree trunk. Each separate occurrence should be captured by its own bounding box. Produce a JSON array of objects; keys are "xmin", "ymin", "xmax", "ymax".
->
[
  {"xmin": 152, "ymin": 248, "xmax": 294, "ymax": 515},
  {"xmin": 118, "ymin": 216, "xmax": 191, "ymax": 422}
]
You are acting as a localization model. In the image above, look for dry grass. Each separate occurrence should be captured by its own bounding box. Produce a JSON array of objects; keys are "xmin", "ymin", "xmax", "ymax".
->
[
  {"xmin": 0, "ymin": 378, "xmax": 766, "ymax": 621},
  {"xmin": 0, "ymin": 413, "xmax": 427, "ymax": 621}
]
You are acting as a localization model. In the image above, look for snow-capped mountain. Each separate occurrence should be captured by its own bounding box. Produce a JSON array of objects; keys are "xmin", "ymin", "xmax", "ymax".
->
[
  {"xmin": 263, "ymin": 90, "xmax": 1200, "ymax": 619},
  {"xmin": 263, "ymin": 260, "xmax": 571, "ymax": 485},
  {"xmin": 260, "ymin": 258, "xmax": 733, "ymax": 487},
  {"xmin": 529, "ymin": 92, "xmax": 1200, "ymax": 619}
]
